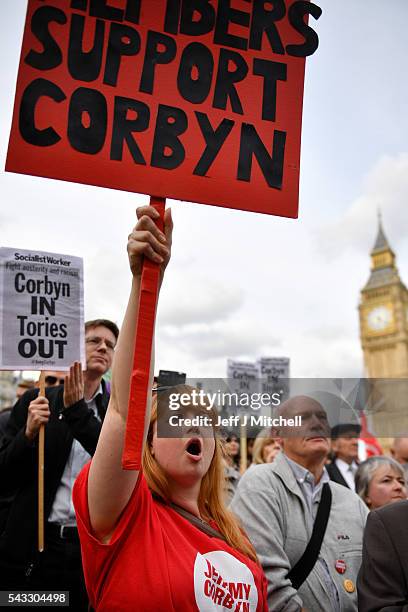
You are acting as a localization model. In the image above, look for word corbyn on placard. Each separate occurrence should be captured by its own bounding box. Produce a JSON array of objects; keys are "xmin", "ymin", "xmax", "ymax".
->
[{"xmin": 7, "ymin": 0, "xmax": 322, "ymax": 216}]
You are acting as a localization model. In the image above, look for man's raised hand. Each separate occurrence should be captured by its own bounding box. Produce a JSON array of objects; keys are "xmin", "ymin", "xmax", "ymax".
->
[{"xmin": 63, "ymin": 361, "xmax": 84, "ymax": 408}]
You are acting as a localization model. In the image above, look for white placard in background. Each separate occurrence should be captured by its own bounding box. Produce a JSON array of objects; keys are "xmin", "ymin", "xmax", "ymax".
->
[{"xmin": 0, "ymin": 247, "xmax": 84, "ymax": 370}]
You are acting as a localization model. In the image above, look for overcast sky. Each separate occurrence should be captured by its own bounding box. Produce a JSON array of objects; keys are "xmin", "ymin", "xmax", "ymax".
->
[{"xmin": 1, "ymin": 0, "xmax": 408, "ymax": 379}]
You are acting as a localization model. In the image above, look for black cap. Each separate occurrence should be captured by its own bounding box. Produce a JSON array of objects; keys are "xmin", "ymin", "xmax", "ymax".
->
[{"xmin": 331, "ymin": 423, "xmax": 361, "ymax": 438}]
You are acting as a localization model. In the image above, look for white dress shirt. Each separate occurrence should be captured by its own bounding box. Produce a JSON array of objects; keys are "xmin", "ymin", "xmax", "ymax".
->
[
  {"xmin": 48, "ymin": 386, "xmax": 102, "ymax": 526},
  {"xmin": 335, "ymin": 457, "xmax": 358, "ymax": 491}
]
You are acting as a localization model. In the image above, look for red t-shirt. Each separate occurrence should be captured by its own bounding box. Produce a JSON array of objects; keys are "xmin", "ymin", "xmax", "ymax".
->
[{"xmin": 73, "ymin": 463, "xmax": 268, "ymax": 611}]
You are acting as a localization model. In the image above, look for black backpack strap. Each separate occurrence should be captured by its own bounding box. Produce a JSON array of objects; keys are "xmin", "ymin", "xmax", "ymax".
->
[
  {"xmin": 286, "ymin": 482, "xmax": 332, "ymax": 590},
  {"xmin": 151, "ymin": 492, "xmax": 227, "ymax": 542}
]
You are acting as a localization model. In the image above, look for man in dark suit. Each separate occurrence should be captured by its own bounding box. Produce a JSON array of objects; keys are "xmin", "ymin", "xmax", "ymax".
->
[
  {"xmin": 327, "ymin": 423, "xmax": 361, "ymax": 490},
  {"xmin": 358, "ymin": 499, "xmax": 408, "ymax": 611},
  {"xmin": 0, "ymin": 319, "xmax": 118, "ymax": 610}
]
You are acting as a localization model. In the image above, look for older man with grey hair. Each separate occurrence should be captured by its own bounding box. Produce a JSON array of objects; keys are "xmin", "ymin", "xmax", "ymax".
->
[{"xmin": 231, "ymin": 395, "xmax": 368, "ymax": 612}]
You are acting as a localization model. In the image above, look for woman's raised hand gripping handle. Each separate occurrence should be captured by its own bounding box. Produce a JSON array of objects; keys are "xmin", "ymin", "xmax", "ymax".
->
[{"xmin": 87, "ymin": 205, "xmax": 173, "ymax": 542}]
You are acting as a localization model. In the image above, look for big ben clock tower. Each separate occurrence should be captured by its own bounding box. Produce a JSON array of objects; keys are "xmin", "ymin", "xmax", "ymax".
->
[{"xmin": 359, "ymin": 215, "xmax": 408, "ymax": 378}]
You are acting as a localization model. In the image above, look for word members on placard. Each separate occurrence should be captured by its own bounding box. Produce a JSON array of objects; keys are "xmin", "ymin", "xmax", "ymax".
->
[{"xmin": 0, "ymin": 248, "xmax": 84, "ymax": 370}]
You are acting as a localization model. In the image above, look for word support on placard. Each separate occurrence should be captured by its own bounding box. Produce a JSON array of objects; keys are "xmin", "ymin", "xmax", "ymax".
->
[{"xmin": 7, "ymin": 0, "xmax": 322, "ymax": 217}]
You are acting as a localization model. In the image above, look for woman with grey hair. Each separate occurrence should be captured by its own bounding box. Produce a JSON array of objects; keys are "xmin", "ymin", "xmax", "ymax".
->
[{"xmin": 355, "ymin": 455, "xmax": 407, "ymax": 510}]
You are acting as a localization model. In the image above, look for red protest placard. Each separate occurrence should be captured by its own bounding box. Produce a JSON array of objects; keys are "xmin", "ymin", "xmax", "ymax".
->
[{"xmin": 6, "ymin": 0, "xmax": 321, "ymax": 218}]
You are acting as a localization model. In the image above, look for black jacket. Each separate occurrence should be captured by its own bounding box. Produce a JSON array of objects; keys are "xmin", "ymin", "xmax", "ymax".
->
[
  {"xmin": 358, "ymin": 500, "xmax": 408, "ymax": 611},
  {"xmin": 326, "ymin": 460, "xmax": 351, "ymax": 489},
  {"xmin": 0, "ymin": 408, "xmax": 12, "ymax": 444},
  {"xmin": 0, "ymin": 383, "xmax": 109, "ymax": 567}
]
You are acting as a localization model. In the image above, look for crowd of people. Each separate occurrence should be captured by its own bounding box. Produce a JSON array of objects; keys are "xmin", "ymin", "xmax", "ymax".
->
[{"xmin": 0, "ymin": 206, "xmax": 407, "ymax": 611}]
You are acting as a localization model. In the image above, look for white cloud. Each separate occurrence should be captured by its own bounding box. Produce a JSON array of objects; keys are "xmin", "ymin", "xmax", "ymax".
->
[
  {"xmin": 161, "ymin": 318, "xmax": 280, "ymax": 359},
  {"xmin": 159, "ymin": 275, "xmax": 244, "ymax": 326},
  {"xmin": 156, "ymin": 315, "xmax": 282, "ymax": 377},
  {"xmin": 318, "ymin": 153, "xmax": 408, "ymax": 257},
  {"xmin": 287, "ymin": 330, "xmax": 364, "ymax": 379}
]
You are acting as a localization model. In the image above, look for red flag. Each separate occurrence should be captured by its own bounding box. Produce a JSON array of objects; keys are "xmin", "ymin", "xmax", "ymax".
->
[{"xmin": 359, "ymin": 411, "xmax": 383, "ymax": 459}]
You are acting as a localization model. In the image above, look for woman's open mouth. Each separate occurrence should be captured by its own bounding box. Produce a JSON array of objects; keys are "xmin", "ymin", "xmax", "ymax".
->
[{"xmin": 185, "ymin": 438, "xmax": 203, "ymax": 461}]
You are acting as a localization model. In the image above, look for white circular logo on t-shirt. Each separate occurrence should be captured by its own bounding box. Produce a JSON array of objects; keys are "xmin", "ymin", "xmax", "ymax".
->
[{"xmin": 194, "ymin": 550, "xmax": 258, "ymax": 611}]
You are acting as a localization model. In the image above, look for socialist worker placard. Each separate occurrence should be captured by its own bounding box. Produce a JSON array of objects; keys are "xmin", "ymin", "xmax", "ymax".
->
[{"xmin": 0, "ymin": 247, "xmax": 85, "ymax": 370}]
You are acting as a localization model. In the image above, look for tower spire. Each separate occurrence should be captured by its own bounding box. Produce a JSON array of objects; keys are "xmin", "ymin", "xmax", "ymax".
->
[
  {"xmin": 364, "ymin": 214, "xmax": 398, "ymax": 289},
  {"xmin": 372, "ymin": 209, "xmax": 391, "ymax": 254}
]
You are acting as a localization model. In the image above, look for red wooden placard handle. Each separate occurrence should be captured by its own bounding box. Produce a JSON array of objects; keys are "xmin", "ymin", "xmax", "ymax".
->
[{"xmin": 122, "ymin": 196, "xmax": 165, "ymax": 470}]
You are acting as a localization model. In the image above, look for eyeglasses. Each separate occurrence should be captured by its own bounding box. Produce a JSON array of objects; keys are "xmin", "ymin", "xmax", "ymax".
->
[
  {"xmin": 45, "ymin": 376, "xmax": 65, "ymax": 386},
  {"xmin": 85, "ymin": 336, "xmax": 116, "ymax": 351}
]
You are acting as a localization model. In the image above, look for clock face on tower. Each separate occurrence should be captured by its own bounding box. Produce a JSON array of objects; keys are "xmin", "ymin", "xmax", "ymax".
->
[{"xmin": 366, "ymin": 305, "xmax": 393, "ymax": 331}]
